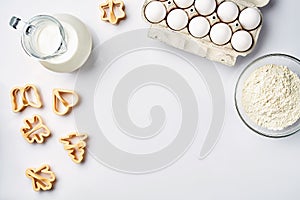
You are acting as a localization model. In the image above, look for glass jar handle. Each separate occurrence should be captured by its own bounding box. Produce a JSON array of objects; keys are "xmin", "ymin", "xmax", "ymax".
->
[{"xmin": 9, "ymin": 16, "xmax": 35, "ymax": 35}]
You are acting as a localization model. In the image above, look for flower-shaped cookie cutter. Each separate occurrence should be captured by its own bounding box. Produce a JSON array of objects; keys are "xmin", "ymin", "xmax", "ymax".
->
[
  {"xmin": 10, "ymin": 84, "xmax": 42, "ymax": 112},
  {"xmin": 21, "ymin": 115, "xmax": 51, "ymax": 144}
]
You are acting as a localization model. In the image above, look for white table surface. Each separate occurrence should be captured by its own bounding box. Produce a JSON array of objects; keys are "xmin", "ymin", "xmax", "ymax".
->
[{"xmin": 1, "ymin": 0, "xmax": 300, "ymax": 199}]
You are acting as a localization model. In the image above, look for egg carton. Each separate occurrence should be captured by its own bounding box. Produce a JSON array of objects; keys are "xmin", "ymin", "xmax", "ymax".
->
[{"xmin": 142, "ymin": 0, "xmax": 270, "ymax": 66}]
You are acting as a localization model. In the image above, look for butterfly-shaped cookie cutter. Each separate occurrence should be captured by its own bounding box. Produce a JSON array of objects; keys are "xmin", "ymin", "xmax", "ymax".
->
[{"xmin": 10, "ymin": 84, "xmax": 42, "ymax": 112}]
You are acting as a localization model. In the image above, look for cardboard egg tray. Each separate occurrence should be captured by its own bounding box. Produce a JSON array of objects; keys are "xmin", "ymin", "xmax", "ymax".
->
[{"xmin": 142, "ymin": 0, "xmax": 269, "ymax": 66}]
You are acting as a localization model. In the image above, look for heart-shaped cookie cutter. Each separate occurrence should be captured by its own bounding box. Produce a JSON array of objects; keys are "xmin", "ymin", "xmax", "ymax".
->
[{"xmin": 52, "ymin": 88, "xmax": 79, "ymax": 116}]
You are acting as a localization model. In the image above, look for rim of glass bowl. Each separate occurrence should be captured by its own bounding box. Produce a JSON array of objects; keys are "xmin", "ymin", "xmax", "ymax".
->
[{"xmin": 234, "ymin": 53, "xmax": 300, "ymax": 138}]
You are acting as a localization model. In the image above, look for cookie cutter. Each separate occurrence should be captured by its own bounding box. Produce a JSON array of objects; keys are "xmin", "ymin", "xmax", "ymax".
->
[
  {"xmin": 10, "ymin": 84, "xmax": 42, "ymax": 112},
  {"xmin": 99, "ymin": 0, "xmax": 126, "ymax": 24},
  {"xmin": 59, "ymin": 132, "xmax": 88, "ymax": 163},
  {"xmin": 25, "ymin": 164, "xmax": 56, "ymax": 192},
  {"xmin": 21, "ymin": 115, "xmax": 51, "ymax": 144},
  {"xmin": 52, "ymin": 88, "xmax": 79, "ymax": 116}
]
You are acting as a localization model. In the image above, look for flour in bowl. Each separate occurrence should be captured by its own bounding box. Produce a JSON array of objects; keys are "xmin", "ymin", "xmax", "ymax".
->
[{"xmin": 242, "ymin": 64, "xmax": 300, "ymax": 130}]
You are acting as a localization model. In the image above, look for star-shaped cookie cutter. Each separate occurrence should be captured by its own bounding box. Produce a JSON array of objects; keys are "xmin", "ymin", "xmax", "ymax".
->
[{"xmin": 99, "ymin": 0, "xmax": 126, "ymax": 24}]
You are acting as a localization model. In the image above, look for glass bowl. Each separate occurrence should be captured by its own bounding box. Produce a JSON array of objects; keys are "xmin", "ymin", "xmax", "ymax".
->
[{"xmin": 235, "ymin": 53, "xmax": 300, "ymax": 138}]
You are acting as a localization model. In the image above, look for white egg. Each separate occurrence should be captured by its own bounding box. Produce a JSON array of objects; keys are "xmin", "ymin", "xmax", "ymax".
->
[
  {"xmin": 217, "ymin": 1, "xmax": 239, "ymax": 23},
  {"xmin": 188, "ymin": 16, "xmax": 210, "ymax": 38},
  {"xmin": 144, "ymin": 1, "xmax": 167, "ymax": 23},
  {"xmin": 231, "ymin": 30, "xmax": 253, "ymax": 52},
  {"xmin": 194, "ymin": 0, "xmax": 216, "ymax": 16},
  {"xmin": 239, "ymin": 7, "xmax": 261, "ymax": 30},
  {"xmin": 167, "ymin": 9, "xmax": 189, "ymax": 31},
  {"xmin": 174, "ymin": 0, "xmax": 195, "ymax": 8},
  {"xmin": 210, "ymin": 23, "xmax": 232, "ymax": 45}
]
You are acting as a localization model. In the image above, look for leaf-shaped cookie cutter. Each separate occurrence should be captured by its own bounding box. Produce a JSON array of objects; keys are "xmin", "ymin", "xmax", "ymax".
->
[
  {"xmin": 21, "ymin": 115, "xmax": 51, "ymax": 144},
  {"xmin": 60, "ymin": 132, "xmax": 88, "ymax": 163},
  {"xmin": 99, "ymin": 0, "xmax": 126, "ymax": 24},
  {"xmin": 10, "ymin": 84, "xmax": 42, "ymax": 112},
  {"xmin": 25, "ymin": 164, "xmax": 56, "ymax": 192},
  {"xmin": 65, "ymin": 141, "xmax": 87, "ymax": 164},
  {"xmin": 52, "ymin": 88, "xmax": 79, "ymax": 116}
]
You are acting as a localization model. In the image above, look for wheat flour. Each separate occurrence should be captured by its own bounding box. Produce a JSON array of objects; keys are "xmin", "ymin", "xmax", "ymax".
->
[{"xmin": 242, "ymin": 64, "xmax": 300, "ymax": 131}]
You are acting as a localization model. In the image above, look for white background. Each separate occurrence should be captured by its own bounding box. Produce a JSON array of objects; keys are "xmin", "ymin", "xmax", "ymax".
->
[{"xmin": 1, "ymin": 0, "xmax": 300, "ymax": 199}]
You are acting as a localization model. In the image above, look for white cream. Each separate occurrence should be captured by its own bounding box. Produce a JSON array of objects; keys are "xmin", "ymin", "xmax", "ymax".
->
[
  {"xmin": 144, "ymin": 1, "xmax": 167, "ymax": 23},
  {"xmin": 231, "ymin": 30, "xmax": 253, "ymax": 52},
  {"xmin": 210, "ymin": 23, "xmax": 232, "ymax": 45},
  {"xmin": 239, "ymin": 7, "xmax": 261, "ymax": 30},
  {"xmin": 217, "ymin": 1, "xmax": 239, "ymax": 23},
  {"xmin": 194, "ymin": 0, "xmax": 216, "ymax": 16},
  {"xmin": 174, "ymin": 0, "xmax": 194, "ymax": 8},
  {"xmin": 167, "ymin": 9, "xmax": 189, "ymax": 31},
  {"xmin": 188, "ymin": 16, "xmax": 210, "ymax": 38}
]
